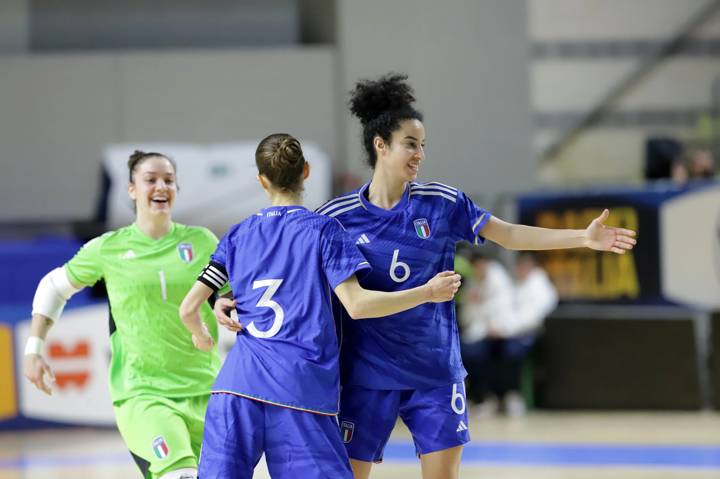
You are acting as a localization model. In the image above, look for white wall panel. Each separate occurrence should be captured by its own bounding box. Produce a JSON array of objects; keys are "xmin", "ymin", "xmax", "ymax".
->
[
  {"xmin": 0, "ymin": 55, "xmax": 117, "ymax": 220},
  {"xmin": 533, "ymin": 59, "xmax": 720, "ymax": 110},
  {"xmin": 531, "ymin": 0, "xmax": 714, "ymax": 40},
  {"xmin": 0, "ymin": 48, "xmax": 335, "ymax": 221},
  {"xmin": 0, "ymin": 0, "xmax": 28, "ymax": 52},
  {"xmin": 338, "ymin": 0, "xmax": 534, "ymax": 197},
  {"xmin": 537, "ymin": 127, "xmax": 694, "ymax": 183}
]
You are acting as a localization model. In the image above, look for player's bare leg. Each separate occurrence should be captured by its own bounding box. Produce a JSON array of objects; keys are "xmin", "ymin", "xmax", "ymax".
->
[
  {"xmin": 349, "ymin": 458, "xmax": 373, "ymax": 479},
  {"xmin": 419, "ymin": 445, "xmax": 463, "ymax": 479}
]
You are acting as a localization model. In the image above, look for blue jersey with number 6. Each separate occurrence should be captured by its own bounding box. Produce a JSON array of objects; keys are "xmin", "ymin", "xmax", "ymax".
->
[
  {"xmin": 316, "ymin": 182, "xmax": 491, "ymax": 390},
  {"xmin": 205, "ymin": 206, "xmax": 370, "ymax": 415}
]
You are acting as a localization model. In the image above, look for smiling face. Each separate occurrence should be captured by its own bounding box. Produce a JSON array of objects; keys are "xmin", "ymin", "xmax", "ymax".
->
[
  {"xmin": 127, "ymin": 155, "xmax": 177, "ymax": 220},
  {"xmin": 375, "ymin": 119, "xmax": 426, "ymax": 183}
]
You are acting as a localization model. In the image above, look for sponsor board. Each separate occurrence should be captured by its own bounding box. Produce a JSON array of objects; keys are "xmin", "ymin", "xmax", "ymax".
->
[
  {"xmin": 15, "ymin": 304, "xmax": 115, "ymax": 425},
  {"xmin": 103, "ymin": 142, "xmax": 331, "ymax": 235},
  {"xmin": 0, "ymin": 324, "xmax": 17, "ymax": 420},
  {"xmin": 518, "ymin": 183, "xmax": 719, "ymax": 307}
]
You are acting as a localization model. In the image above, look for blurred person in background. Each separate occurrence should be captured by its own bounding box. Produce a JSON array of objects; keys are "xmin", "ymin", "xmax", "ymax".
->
[
  {"xmin": 687, "ymin": 147, "xmax": 716, "ymax": 180},
  {"xmin": 458, "ymin": 252, "xmax": 515, "ymax": 416},
  {"xmin": 23, "ymin": 151, "xmax": 222, "ymax": 479},
  {"xmin": 671, "ymin": 159, "xmax": 690, "ymax": 185},
  {"xmin": 509, "ymin": 252, "xmax": 558, "ymax": 413},
  {"xmin": 460, "ymin": 252, "xmax": 557, "ymax": 417},
  {"xmin": 643, "ymin": 136, "xmax": 685, "ymax": 184}
]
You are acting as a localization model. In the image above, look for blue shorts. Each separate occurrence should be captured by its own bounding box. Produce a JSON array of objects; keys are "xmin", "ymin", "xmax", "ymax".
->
[
  {"xmin": 199, "ymin": 393, "xmax": 353, "ymax": 479},
  {"xmin": 339, "ymin": 382, "xmax": 470, "ymax": 462}
]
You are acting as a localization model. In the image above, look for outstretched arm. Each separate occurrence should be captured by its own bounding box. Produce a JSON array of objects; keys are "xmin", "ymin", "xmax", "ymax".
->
[
  {"xmin": 480, "ymin": 209, "xmax": 637, "ymax": 253},
  {"xmin": 179, "ymin": 282, "xmax": 216, "ymax": 351},
  {"xmin": 213, "ymin": 272, "xmax": 462, "ymax": 324},
  {"xmin": 334, "ymin": 271, "xmax": 461, "ymax": 320}
]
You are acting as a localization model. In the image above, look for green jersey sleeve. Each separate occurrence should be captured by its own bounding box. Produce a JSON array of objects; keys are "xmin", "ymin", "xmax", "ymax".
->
[{"xmin": 65, "ymin": 234, "xmax": 107, "ymax": 287}]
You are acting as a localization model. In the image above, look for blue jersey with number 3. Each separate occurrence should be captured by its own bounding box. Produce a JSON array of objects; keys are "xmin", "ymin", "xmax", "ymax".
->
[
  {"xmin": 317, "ymin": 182, "xmax": 491, "ymax": 390},
  {"xmin": 209, "ymin": 206, "xmax": 370, "ymax": 414}
]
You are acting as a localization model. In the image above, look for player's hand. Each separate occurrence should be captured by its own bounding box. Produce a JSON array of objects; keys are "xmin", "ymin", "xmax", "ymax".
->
[
  {"xmin": 585, "ymin": 209, "xmax": 637, "ymax": 254},
  {"xmin": 192, "ymin": 329, "xmax": 215, "ymax": 352},
  {"xmin": 214, "ymin": 297, "xmax": 243, "ymax": 333},
  {"xmin": 426, "ymin": 271, "xmax": 462, "ymax": 302},
  {"xmin": 190, "ymin": 321, "xmax": 215, "ymax": 351},
  {"xmin": 24, "ymin": 354, "xmax": 55, "ymax": 395}
]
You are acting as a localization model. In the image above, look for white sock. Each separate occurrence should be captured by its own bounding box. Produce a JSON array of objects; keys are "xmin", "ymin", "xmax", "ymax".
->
[{"xmin": 158, "ymin": 467, "xmax": 198, "ymax": 479}]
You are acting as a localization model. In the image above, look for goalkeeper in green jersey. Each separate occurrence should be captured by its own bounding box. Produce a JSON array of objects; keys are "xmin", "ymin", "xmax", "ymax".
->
[{"xmin": 23, "ymin": 150, "xmax": 221, "ymax": 479}]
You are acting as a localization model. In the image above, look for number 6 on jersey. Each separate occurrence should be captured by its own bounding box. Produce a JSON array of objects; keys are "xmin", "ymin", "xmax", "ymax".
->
[
  {"xmin": 389, "ymin": 249, "xmax": 411, "ymax": 283},
  {"xmin": 247, "ymin": 279, "xmax": 284, "ymax": 339}
]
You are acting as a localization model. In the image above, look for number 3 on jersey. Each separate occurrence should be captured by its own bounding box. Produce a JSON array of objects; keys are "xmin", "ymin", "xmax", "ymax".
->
[
  {"xmin": 390, "ymin": 249, "xmax": 411, "ymax": 283},
  {"xmin": 247, "ymin": 279, "xmax": 284, "ymax": 339}
]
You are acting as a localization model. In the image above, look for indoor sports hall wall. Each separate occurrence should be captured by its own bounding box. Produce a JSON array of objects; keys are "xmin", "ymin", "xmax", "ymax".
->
[
  {"xmin": 337, "ymin": 0, "xmax": 534, "ymax": 196},
  {"xmin": 0, "ymin": 48, "xmax": 336, "ymax": 222},
  {"xmin": 530, "ymin": 0, "xmax": 720, "ymax": 182},
  {"xmin": 0, "ymin": 0, "xmax": 535, "ymax": 223}
]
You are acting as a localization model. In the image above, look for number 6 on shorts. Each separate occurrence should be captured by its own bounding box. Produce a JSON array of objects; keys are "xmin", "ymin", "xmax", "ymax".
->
[{"xmin": 451, "ymin": 383, "xmax": 466, "ymax": 415}]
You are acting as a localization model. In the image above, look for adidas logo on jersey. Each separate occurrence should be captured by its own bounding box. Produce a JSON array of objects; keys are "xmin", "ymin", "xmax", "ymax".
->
[
  {"xmin": 121, "ymin": 249, "xmax": 136, "ymax": 259},
  {"xmin": 456, "ymin": 420, "xmax": 468, "ymax": 432},
  {"xmin": 356, "ymin": 234, "xmax": 370, "ymax": 245}
]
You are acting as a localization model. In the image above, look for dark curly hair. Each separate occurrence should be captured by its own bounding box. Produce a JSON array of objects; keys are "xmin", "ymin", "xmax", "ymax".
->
[{"xmin": 348, "ymin": 73, "xmax": 423, "ymax": 168}]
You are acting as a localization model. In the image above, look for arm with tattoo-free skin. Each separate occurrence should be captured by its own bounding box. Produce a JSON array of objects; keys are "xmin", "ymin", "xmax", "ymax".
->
[
  {"xmin": 210, "ymin": 271, "xmax": 462, "ymax": 335},
  {"xmin": 480, "ymin": 209, "xmax": 637, "ymax": 254}
]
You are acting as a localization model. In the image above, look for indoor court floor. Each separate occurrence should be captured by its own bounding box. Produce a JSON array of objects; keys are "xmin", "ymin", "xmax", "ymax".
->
[{"xmin": 1, "ymin": 411, "xmax": 719, "ymax": 478}]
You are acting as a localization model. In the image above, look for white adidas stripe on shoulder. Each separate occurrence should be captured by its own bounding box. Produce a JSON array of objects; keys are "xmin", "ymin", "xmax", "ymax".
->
[
  {"xmin": 425, "ymin": 181, "xmax": 457, "ymax": 191},
  {"xmin": 410, "ymin": 182, "xmax": 458, "ymax": 195},
  {"xmin": 328, "ymin": 202, "xmax": 364, "ymax": 217},
  {"xmin": 325, "ymin": 191, "xmax": 358, "ymax": 205},
  {"xmin": 316, "ymin": 192, "xmax": 360, "ymax": 215},
  {"xmin": 323, "ymin": 197, "xmax": 360, "ymax": 214},
  {"xmin": 410, "ymin": 190, "xmax": 457, "ymax": 202}
]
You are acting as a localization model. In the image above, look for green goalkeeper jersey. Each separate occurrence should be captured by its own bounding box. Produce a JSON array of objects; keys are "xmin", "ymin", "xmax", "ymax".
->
[{"xmin": 64, "ymin": 222, "xmax": 222, "ymax": 403}]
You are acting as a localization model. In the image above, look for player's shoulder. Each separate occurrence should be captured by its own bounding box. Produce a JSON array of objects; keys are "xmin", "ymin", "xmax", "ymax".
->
[
  {"xmin": 86, "ymin": 227, "xmax": 127, "ymax": 250},
  {"xmin": 408, "ymin": 181, "xmax": 460, "ymax": 205},
  {"xmin": 174, "ymin": 223, "xmax": 218, "ymax": 244},
  {"xmin": 72, "ymin": 227, "xmax": 133, "ymax": 262},
  {"xmin": 292, "ymin": 208, "xmax": 343, "ymax": 234},
  {"xmin": 234, "ymin": 210, "xmax": 273, "ymax": 232},
  {"xmin": 315, "ymin": 188, "xmax": 364, "ymax": 218}
]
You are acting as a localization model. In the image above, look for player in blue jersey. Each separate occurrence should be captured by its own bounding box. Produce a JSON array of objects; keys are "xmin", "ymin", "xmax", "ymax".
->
[
  {"xmin": 178, "ymin": 133, "xmax": 462, "ymax": 479},
  {"xmin": 309, "ymin": 74, "xmax": 635, "ymax": 479}
]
